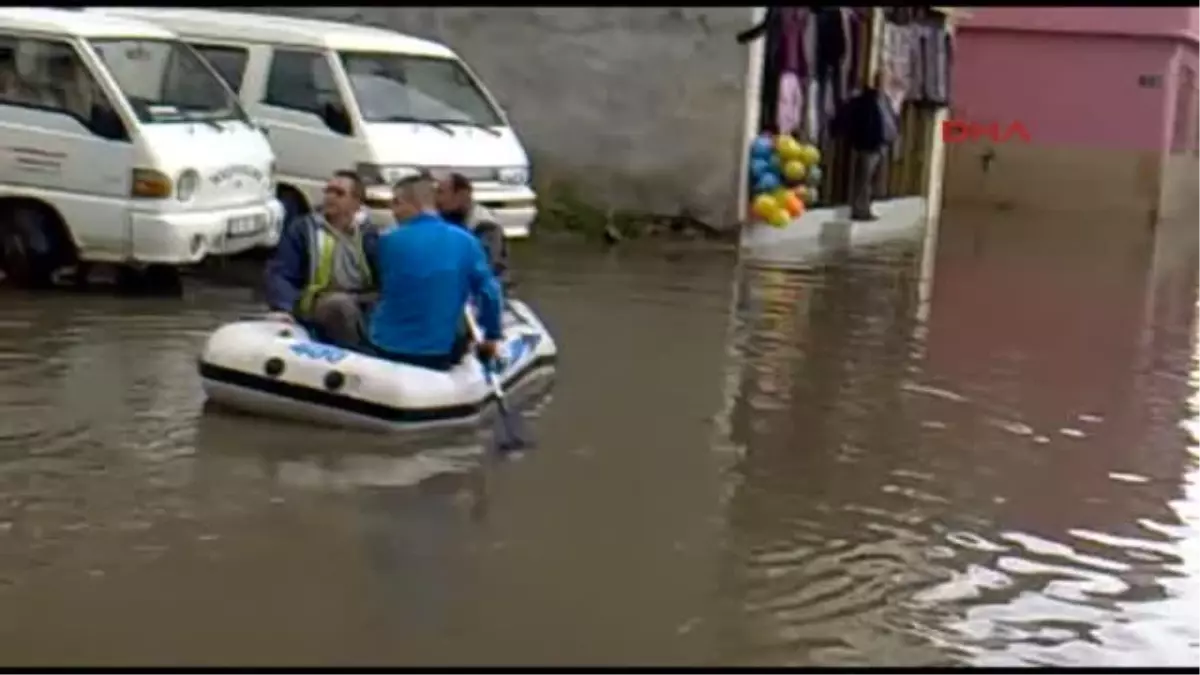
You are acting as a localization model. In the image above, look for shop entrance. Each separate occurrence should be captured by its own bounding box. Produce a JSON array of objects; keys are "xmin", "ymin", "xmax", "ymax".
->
[{"xmin": 737, "ymin": 7, "xmax": 957, "ymax": 227}]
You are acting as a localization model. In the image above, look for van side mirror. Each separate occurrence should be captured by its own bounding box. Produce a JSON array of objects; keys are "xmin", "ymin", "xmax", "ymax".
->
[
  {"xmin": 320, "ymin": 102, "xmax": 352, "ymax": 136},
  {"xmin": 88, "ymin": 104, "xmax": 129, "ymax": 142}
]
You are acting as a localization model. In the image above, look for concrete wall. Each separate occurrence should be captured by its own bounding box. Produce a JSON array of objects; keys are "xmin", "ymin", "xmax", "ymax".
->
[
  {"xmin": 944, "ymin": 30, "xmax": 1182, "ymax": 220},
  {"xmin": 246, "ymin": 7, "xmax": 753, "ymax": 229}
]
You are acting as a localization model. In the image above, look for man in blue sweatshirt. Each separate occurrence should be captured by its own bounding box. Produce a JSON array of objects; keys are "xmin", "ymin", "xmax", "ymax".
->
[{"xmin": 368, "ymin": 175, "xmax": 504, "ymax": 371}]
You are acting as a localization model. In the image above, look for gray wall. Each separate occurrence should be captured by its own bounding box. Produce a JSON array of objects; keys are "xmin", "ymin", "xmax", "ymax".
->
[{"xmin": 246, "ymin": 7, "xmax": 753, "ymax": 228}]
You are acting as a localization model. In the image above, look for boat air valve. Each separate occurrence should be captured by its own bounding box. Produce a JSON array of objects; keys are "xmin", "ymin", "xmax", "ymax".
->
[
  {"xmin": 324, "ymin": 370, "xmax": 345, "ymax": 391},
  {"xmin": 264, "ymin": 357, "xmax": 285, "ymax": 378},
  {"xmin": 277, "ymin": 329, "xmax": 293, "ymax": 338}
]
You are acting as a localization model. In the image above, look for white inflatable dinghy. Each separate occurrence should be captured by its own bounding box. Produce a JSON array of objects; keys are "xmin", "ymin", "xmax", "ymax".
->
[{"xmin": 198, "ymin": 299, "xmax": 557, "ymax": 433}]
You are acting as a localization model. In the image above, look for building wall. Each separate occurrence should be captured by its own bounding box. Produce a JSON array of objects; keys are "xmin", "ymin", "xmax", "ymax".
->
[
  {"xmin": 944, "ymin": 31, "xmax": 1175, "ymax": 219},
  {"xmin": 961, "ymin": 7, "xmax": 1197, "ymax": 41},
  {"xmin": 1158, "ymin": 41, "xmax": 1199, "ymax": 222},
  {"xmin": 245, "ymin": 7, "xmax": 753, "ymax": 228}
]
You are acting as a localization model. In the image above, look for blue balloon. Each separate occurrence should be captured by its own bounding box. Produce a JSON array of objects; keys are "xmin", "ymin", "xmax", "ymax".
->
[
  {"xmin": 768, "ymin": 153, "xmax": 781, "ymax": 170},
  {"xmin": 754, "ymin": 171, "xmax": 781, "ymax": 193},
  {"xmin": 750, "ymin": 158, "xmax": 771, "ymax": 179},
  {"xmin": 750, "ymin": 135, "xmax": 774, "ymax": 159}
]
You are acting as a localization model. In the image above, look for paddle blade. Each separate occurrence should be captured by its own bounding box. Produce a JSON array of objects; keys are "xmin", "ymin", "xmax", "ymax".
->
[{"xmin": 490, "ymin": 384, "xmax": 533, "ymax": 453}]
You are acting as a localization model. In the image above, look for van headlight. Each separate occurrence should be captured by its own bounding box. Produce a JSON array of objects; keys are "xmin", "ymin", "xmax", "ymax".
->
[
  {"xmin": 497, "ymin": 167, "xmax": 529, "ymax": 186},
  {"xmin": 176, "ymin": 169, "xmax": 200, "ymax": 202},
  {"xmin": 356, "ymin": 163, "xmax": 421, "ymax": 187}
]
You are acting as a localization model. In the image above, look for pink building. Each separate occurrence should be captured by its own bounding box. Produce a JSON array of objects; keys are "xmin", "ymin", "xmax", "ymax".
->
[{"xmin": 943, "ymin": 7, "xmax": 1198, "ymax": 223}]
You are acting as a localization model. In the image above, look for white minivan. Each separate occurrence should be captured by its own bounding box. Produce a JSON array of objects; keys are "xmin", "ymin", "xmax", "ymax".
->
[
  {"xmin": 0, "ymin": 8, "xmax": 284, "ymax": 288},
  {"xmin": 93, "ymin": 8, "xmax": 539, "ymax": 238}
]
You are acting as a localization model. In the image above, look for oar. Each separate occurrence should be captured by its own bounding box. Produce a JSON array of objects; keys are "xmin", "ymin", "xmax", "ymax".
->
[{"xmin": 463, "ymin": 306, "xmax": 529, "ymax": 453}]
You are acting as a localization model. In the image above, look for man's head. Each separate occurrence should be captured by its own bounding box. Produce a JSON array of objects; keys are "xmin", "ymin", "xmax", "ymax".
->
[
  {"xmin": 435, "ymin": 172, "xmax": 473, "ymax": 219},
  {"xmin": 391, "ymin": 174, "xmax": 438, "ymax": 223},
  {"xmin": 323, "ymin": 170, "xmax": 365, "ymax": 226}
]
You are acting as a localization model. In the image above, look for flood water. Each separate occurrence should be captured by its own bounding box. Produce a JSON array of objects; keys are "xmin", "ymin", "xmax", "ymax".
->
[{"xmin": 0, "ymin": 214, "xmax": 1196, "ymax": 667}]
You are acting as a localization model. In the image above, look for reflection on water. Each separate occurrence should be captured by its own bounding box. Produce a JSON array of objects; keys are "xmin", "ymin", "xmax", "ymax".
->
[
  {"xmin": 0, "ymin": 219, "xmax": 1195, "ymax": 666},
  {"xmin": 715, "ymin": 215, "xmax": 1199, "ymax": 667}
]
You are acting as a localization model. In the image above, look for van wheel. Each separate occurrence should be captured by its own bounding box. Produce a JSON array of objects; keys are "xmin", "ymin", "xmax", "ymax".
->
[
  {"xmin": 116, "ymin": 264, "xmax": 182, "ymax": 296},
  {"xmin": 278, "ymin": 188, "xmax": 310, "ymax": 226},
  {"xmin": 0, "ymin": 204, "xmax": 62, "ymax": 289},
  {"xmin": 144, "ymin": 264, "xmax": 183, "ymax": 295}
]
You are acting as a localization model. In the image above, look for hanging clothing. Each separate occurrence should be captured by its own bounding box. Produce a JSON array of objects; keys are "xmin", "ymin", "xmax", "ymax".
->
[
  {"xmin": 778, "ymin": 72, "xmax": 802, "ymax": 136},
  {"xmin": 802, "ymin": 77, "xmax": 820, "ymax": 141},
  {"xmin": 799, "ymin": 11, "xmax": 819, "ymax": 140},
  {"xmin": 737, "ymin": 7, "xmax": 785, "ymax": 131},
  {"xmin": 776, "ymin": 7, "xmax": 822, "ymax": 140},
  {"xmin": 844, "ymin": 8, "xmax": 872, "ymax": 99},
  {"xmin": 879, "ymin": 21, "xmax": 917, "ymax": 114},
  {"xmin": 915, "ymin": 19, "xmax": 954, "ymax": 106},
  {"xmin": 777, "ymin": 7, "xmax": 806, "ymax": 135},
  {"xmin": 940, "ymin": 28, "xmax": 954, "ymax": 106},
  {"xmin": 814, "ymin": 8, "xmax": 856, "ymax": 115},
  {"xmin": 780, "ymin": 7, "xmax": 805, "ymax": 75}
]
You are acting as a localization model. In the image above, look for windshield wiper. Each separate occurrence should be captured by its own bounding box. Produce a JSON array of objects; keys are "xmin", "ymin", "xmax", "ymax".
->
[
  {"xmin": 379, "ymin": 115, "xmax": 454, "ymax": 136},
  {"xmin": 181, "ymin": 108, "xmax": 224, "ymax": 132},
  {"xmin": 436, "ymin": 119, "xmax": 501, "ymax": 137}
]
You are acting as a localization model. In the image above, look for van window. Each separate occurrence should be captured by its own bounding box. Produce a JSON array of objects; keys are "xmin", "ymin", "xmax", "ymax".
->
[
  {"xmin": 338, "ymin": 52, "xmax": 503, "ymax": 127},
  {"xmin": 89, "ymin": 38, "xmax": 246, "ymax": 125},
  {"xmin": 190, "ymin": 44, "xmax": 249, "ymax": 92},
  {"xmin": 264, "ymin": 49, "xmax": 341, "ymax": 113},
  {"xmin": 0, "ymin": 34, "xmax": 123, "ymax": 137}
]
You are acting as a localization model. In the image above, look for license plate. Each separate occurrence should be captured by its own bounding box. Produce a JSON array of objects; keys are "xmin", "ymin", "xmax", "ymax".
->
[{"xmin": 226, "ymin": 214, "xmax": 267, "ymax": 239}]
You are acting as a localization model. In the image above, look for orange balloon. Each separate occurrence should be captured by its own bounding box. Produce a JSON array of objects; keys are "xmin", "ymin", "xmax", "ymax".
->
[{"xmin": 783, "ymin": 192, "xmax": 804, "ymax": 217}]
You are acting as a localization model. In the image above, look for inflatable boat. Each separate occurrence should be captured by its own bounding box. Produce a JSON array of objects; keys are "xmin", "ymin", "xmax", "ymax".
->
[{"xmin": 198, "ymin": 300, "xmax": 557, "ymax": 433}]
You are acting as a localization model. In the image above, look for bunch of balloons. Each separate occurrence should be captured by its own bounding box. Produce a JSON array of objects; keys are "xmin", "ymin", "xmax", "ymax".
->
[{"xmin": 747, "ymin": 133, "xmax": 824, "ymax": 228}]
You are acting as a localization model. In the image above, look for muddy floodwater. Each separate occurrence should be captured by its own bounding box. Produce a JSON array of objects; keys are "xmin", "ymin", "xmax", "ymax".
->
[{"xmin": 0, "ymin": 215, "xmax": 1196, "ymax": 667}]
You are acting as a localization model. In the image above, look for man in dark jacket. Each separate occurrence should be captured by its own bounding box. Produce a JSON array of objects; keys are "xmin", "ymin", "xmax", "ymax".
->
[
  {"xmin": 832, "ymin": 79, "xmax": 901, "ymax": 222},
  {"xmin": 435, "ymin": 172, "xmax": 509, "ymax": 286},
  {"xmin": 264, "ymin": 170, "xmax": 380, "ymax": 349}
]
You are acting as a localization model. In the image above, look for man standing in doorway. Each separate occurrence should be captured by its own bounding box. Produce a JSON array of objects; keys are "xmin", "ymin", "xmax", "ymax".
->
[
  {"xmin": 835, "ymin": 76, "xmax": 900, "ymax": 222},
  {"xmin": 264, "ymin": 170, "xmax": 380, "ymax": 348}
]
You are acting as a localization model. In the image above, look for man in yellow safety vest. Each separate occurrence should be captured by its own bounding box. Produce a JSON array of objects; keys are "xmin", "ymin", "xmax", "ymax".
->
[{"xmin": 263, "ymin": 170, "xmax": 381, "ymax": 348}]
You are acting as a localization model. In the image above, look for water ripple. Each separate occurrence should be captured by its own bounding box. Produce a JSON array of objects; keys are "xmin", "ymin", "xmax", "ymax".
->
[{"xmin": 714, "ymin": 218, "xmax": 1199, "ymax": 667}]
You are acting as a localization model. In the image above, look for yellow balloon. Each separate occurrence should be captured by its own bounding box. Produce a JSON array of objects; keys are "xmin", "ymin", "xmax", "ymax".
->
[
  {"xmin": 782, "ymin": 160, "xmax": 806, "ymax": 183},
  {"xmin": 771, "ymin": 186, "xmax": 792, "ymax": 203},
  {"xmin": 767, "ymin": 207, "xmax": 791, "ymax": 228},
  {"xmin": 751, "ymin": 194, "xmax": 779, "ymax": 220},
  {"xmin": 773, "ymin": 133, "xmax": 796, "ymax": 153},
  {"xmin": 799, "ymin": 144, "xmax": 821, "ymax": 166}
]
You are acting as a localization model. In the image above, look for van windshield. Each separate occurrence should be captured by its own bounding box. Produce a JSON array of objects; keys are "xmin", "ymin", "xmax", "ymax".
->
[
  {"xmin": 88, "ymin": 38, "xmax": 246, "ymax": 125},
  {"xmin": 338, "ymin": 51, "xmax": 503, "ymax": 128}
]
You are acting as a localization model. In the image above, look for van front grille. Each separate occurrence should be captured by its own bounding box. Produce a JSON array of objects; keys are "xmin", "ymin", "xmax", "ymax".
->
[{"xmin": 424, "ymin": 166, "xmax": 497, "ymax": 183}]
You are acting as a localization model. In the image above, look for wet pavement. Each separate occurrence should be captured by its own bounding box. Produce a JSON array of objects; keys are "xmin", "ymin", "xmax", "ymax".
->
[{"xmin": 0, "ymin": 216, "xmax": 1196, "ymax": 667}]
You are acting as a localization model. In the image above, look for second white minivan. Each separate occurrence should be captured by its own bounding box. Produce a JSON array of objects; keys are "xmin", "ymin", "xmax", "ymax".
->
[{"xmin": 93, "ymin": 8, "xmax": 539, "ymax": 238}]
